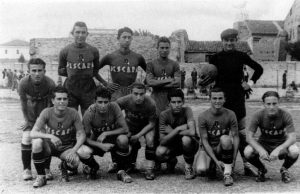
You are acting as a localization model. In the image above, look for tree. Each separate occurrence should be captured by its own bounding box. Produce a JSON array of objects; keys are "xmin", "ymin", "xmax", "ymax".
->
[
  {"xmin": 285, "ymin": 41, "xmax": 300, "ymax": 61},
  {"xmin": 18, "ymin": 54, "xmax": 25, "ymax": 63}
]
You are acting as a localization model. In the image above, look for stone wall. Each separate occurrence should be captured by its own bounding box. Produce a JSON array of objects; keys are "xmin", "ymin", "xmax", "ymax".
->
[{"xmin": 178, "ymin": 61, "xmax": 300, "ymax": 87}]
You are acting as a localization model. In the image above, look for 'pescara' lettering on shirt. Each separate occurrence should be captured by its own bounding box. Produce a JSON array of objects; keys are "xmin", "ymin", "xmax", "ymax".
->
[
  {"xmin": 93, "ymin": 123, "xmax": 116, "ymax": 133},
  {"xmin": 261, "ymin": 128, "xmax": 284, "ymax": 136},
  {"xmin": 67, "ymin": 62, "xmax": 94, "ymax": 69},
  {"xmin": 47, "ymin": 127, "xmax": 73, "ymax": 137},
  {"xmin": 111, "ymin": 66, "xmax": 137, "ymax": 73},
  {"xmin": 208, "ymin": 121, "xmax": 229, "ymax": 137}
]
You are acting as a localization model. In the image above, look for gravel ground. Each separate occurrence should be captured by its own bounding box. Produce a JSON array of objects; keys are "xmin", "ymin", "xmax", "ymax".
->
[{"xmin": 0, "ymin": 100, "xmax": 300, "ymax": 193}]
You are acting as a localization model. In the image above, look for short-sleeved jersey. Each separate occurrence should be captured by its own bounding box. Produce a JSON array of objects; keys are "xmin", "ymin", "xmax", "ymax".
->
[
  {"xmin": 159, "ymin": 107, "xmax": 194, "ymax": 136},
  {"xmin": 116, "ymin": 95, "xmax": 157, "ymax": 132},
  {"xmin": 248, "ymin": 108, "xmax": 295, "ymax": 143},
  {"xmin": 82, "ymin": 102, "xmax": 128, "ymax": 138},
  {"xmin": 18, "ymin": 75, "xmax": 55, "ymax": 125},
  {"xmin": 198, "ymin": 108, "xmax": 238, "ymax": 147},
  {"xmin": 34, "ymin": 107, "xmax": 82, "ymax": 149},
  {"xmin": 99, "ymin": 50, "xmax": 146, "ymax": 87},
  {"xmin": 146, "ymin": 58, "xmax": 181, "ymax": 92},
  {"xmin": 58, "ymin": 43, "xmax": 100, "ymax": 78}
]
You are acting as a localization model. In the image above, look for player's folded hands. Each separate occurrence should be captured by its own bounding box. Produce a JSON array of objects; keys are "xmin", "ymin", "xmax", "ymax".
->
[{"xmin": 50, "ymin": 135, "xmax": 62, "ymax": 148}]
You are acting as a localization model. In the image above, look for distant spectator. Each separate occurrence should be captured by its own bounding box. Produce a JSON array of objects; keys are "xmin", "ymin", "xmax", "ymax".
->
[
  {"xmin": 180, "ymin": 68, "xmax": 186, "ymax": 89},
  {"xmin": 11, "ymin": 69, "xmax": 18, "ymax": 91},
  {"xmin": 191, "ymin": 68, "xmax": 197, "ymax": 89},
  {"xmin": 290, "ymin": 81, "xmax": 298, "ymax": 92},
  {"xmin": 282, "ymin": 70, "xmax": 287, "ymax": 89},
  {"xmin": 2, "ymin": 68, "xmax": 7, "ymax": 79},
  {"xmin": 7, "ymin": 69, "xmax": 13, "ymax": 88}
]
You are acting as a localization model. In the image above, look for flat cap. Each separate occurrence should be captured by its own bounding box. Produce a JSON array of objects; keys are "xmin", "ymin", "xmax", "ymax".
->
[{"xmin": 221, "ymin": 28, "xmax": 238, "ymax": 40}]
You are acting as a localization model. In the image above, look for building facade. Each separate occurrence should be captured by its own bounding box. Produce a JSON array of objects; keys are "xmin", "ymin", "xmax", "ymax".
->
[
  {"xmin": 284, "ymin": 0, "xmax": 300, "ymax": 43},
  {"xmin": 0, "ymin": 40, "xmax": 29, "ymax": 60}
]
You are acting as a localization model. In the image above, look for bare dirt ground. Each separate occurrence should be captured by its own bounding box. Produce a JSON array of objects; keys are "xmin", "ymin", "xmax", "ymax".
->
[{"xmin": 0, "ymin": 99, "xmax": 300, "ymax": 193}]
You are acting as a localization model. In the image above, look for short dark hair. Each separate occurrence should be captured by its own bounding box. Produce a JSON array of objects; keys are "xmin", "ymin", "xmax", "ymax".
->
[
  {"xmin": 131, "ymin": 82, "xmax": 146, "ymax": 91},
  {"xmin": 209, "ymin": 87, "xmax": 225, "ymax": 98},
  {"xmin": 157, "ymin": 36, "xmax": 170, "ymax": 48},
  {"xmin": 262, "ymin": 91, "xmax": 280, "ymax": 102},
  {"xmin": 27, "ymin": 58, "xmax": 46, "ymax": 69},
  {"xmin": 52, "ymin": 86, "xmax": 68, "ymax": 99},
  {"xmin": 117, "ymin": 27, "xmax": 133, "ymax": 39},
  {"xmin": 167, "ymin": 88, "xmax": 184, "ymax": 102},
  {"xmin": 71, "ymin": 21, "xmax": 88, "ymax": 34},
  {"xmin": 95, "ymin": 87, "xmax": 111, "ymax": 100}
]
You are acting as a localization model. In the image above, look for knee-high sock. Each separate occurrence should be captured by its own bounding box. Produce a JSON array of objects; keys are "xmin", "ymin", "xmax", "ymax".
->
[
  {"xmin": 21, "ymin": 144, "xmax": 32, "ymax": 170},
  {"xmin": 282, "ymin": 155, "xmax": 299, "ymax": 170},
  {"xmin": 32, "ymin": 151, "xmax": 46, "ymax": 175}
]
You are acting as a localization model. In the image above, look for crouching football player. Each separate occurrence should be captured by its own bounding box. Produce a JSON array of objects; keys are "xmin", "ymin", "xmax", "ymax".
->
[
  {"xmin": 116, "ymin": 82, "xmax": 157, "ymax": 180},
  {"xmin": 30, "ymin": 86, "xmax": 92, "ymax": 188},
  {"xmin": 244, "ymin": 91, "xmax": 299, "ymax": 183},
  {"xmin": 195, "ymin": 87, "xmax": 239, "ymax": 186},
  {"xmin": 82, "ymin": 87, "xmax": 133, "ymax": 183},
  {"xmin": 156, "ymin": 89, "xmax": 198, "ymax": 180}
]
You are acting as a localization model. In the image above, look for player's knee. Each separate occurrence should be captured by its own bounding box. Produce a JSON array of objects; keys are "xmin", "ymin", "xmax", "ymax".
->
[
  {"xmin": 288, "ymin": 144, "xmax": 299, "ymax": 159},
  {"xmin": 68, "ymin": 154, "xmax": 80, "ymax": 169},
  {"xmin": 32, "ymin": 139, "xmax": 43, "ymax": 152},
  {"xmin": 22, "ymin": 131, "xmax": 31, "ymax": 144},
  {"xmin": 244, "ymin": 145, "xmax": 255, "ymax": 159},
  {"xmin": 77, "ymin": 145, "xmax": 93, "ymax": 159},
  {"xmin": 145, "ymin": 136, "xmax": 155, "ymax": 148},
  {"xmin": 182, "ymin": 136, "xmax": 192, "ymax": 147},
  {"xmin": 220, "ymin": 135, "xmax": 232, "ymax": 150},
  {"xmin": 156, "ymin": 146, "xmax": 168, "ymax": 160},
  {"xmin": 116, "ymin": 134, "xmax": 129, "ymax": 149}
]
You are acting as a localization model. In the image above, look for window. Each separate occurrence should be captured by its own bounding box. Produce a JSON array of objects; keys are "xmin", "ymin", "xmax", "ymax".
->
[
  {"xmin": 253, "ymin": 37, "xmax": 261, "ymax": 42},
  {"xmin": 5, "ymin": 50, "xmax": 7, "ymax": 54},
  {"xmin": 16, "ymin": 50, "xmax": 19, "ymax": 54}
]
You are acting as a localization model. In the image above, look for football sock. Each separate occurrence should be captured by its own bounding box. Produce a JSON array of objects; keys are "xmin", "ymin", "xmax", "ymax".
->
[
  {"xmin": 21, "ymin": 143, "xmax": 32, "ymax": 170},
  {"xmin": 247, "ymin": 155, "xmax": 265, "ymax": 170},
  {"xmin": 282, "ymin": 155, "xmax": 298, "ymax": 170},
  {"xmin": 224, "ymin": 164, "xmax": 232, "ymax": 175},
  {"xmin": 33, "ymin": 151, "xmax": 46, "ymax": 175}
]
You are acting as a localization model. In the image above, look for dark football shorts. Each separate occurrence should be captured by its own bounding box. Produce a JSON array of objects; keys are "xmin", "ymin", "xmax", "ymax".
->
[
  {"xmin": 166, "ymin": 135, "xmax": 199, "ymax": 157},
  {"xmin": 258, "ymin": 138, "xmax": 288, "ymax": 155},
  {"xmin": 43, "ymin": 139, "xmax": 75, "ymax": 158}
]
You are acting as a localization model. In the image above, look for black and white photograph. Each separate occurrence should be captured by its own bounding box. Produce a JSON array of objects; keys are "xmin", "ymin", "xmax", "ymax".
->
[{"xmin": 0, "ymin": 0, "xmax": 300, "ymax": 193}]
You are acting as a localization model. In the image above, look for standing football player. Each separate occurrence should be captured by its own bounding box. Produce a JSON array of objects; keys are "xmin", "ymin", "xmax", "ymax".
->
[
  {"xmin": 82, "ymin": 87, "xmax": 133, "ymax": 183},
  {"xmin": 116, "ymin": 82, "xmax": 157, "ymax": 180},
  {"xmin": 99, "ymin": 27, "xmax": 147, "ymax": 101},
  {"xmin": 30, "ymin": 86, "xmax": 91, "ymax": 188},
  {"xmin": 244, "ymin": 91, "xmax": 299, "ymax": 183},
  {"xmin": 58, "ymin": 21, "xmax": 105, "ymax": 115},
  {"xmin": 208, "ymin": 28, "xmax": 263, "ymax": 175},
  {"xmin": 156, "ymin": 89, "xmax": 198, "ymax": 180},
  {"xmin": 19, "ymin": 58, "xmax": 55, "ymax": 181},
  {"xmin": 195, "ymin": 87, "xmax": 239, "ymax": 186}
]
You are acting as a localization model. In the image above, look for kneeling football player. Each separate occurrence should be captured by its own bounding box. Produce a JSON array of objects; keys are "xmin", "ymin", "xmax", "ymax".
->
[
  {"xmin": 244, "ymin": 91, "xmax": 299, "ymax": 183},
  {"xmin": 195, "ymin": 87, "xmax": 239, "ymax": 186},
  {"xmin": 156, "ymin": 89, "xmax": 198, "ymax": 180},
  {"xmin": 30, "ymin": 86, "xmax": 93, "ymax": 188},
  {"xmin": 116, "ymin": 82, "xmax": 157, "ymax": 180},
  {"xmin": 82, "ymin": 87, "xmax": 133, "ymax": 183}
]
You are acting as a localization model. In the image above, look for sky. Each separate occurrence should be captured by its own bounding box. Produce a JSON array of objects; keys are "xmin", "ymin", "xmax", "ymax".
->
[{"xmin": 0, "ymin": 0, "xmax": 295, "ymax": 43}]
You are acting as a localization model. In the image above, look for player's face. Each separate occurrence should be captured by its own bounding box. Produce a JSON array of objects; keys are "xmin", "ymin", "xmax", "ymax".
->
[
  {"xmin": 96, "ymin": 97, "xmax": 109, "ymax": 113},
  {"xmin": 170, "ymin": 97, "xmax": 184, "ymax": 114},
  {"xmin": 158, "ymin": 42, "xmax": 170, "ymax": 59},
  {"xmin": 210, "ymin": 92, "xmax": 225, "ymax": 109},
  {"xmin": 264, "ymin": 96, "xmax": 279, "ymax": 117},
  {"xmin": 118, "ymin": 32, "xmax": 132, "ymax": 49},
  {"xmin": 29, "ymin": 64, "xmax": 45, "ymax": 83},
  {"xmin": 222, "ymin": 38, "xmax": 237, "ymax": 51},
  {"xmin": 52, "ymin": 92, "xmax": 68, "ymax": 111},
  {"xmin": 72, "ymin": 26, "xmax": 88, "ymax": 45},
  {"xmin": 132, "ymin": 88, "xmax": 146, "ymax": 104}
]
